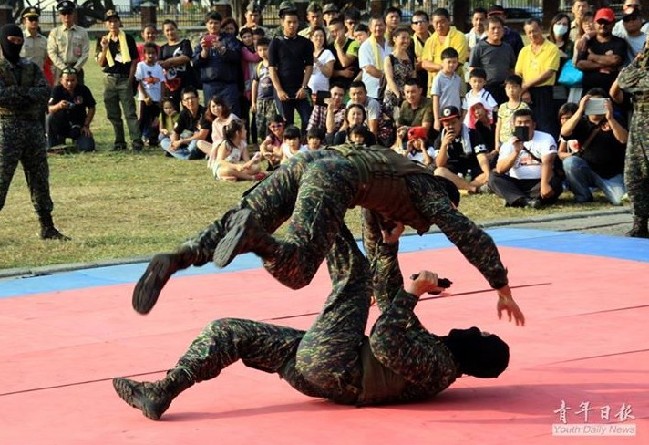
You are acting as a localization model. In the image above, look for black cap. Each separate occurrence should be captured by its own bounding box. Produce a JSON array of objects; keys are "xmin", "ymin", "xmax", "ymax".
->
[
  {"xmin": 104, "ymin": 9, "xmax": 120, "ymax": 21},
  {"xmin": 57, "ymin": 1, "xmax": 75, "ymax": 12},
  {"xmin": 439, "ymin": 105, "xmax": 461, "ymax": 121}
]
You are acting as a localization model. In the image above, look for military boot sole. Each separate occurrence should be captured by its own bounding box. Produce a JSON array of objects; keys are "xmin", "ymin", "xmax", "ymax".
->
[
  {"xmin": 213, "ymin": 208, "xmax": 254, "ymax": 268},
  {"xmin": 112, "ymin": 378, "xmax": 169, "ymax": 420},
  {"xmin": 132, "ymin": 254, "xmax": 173, "ymax": 314}
]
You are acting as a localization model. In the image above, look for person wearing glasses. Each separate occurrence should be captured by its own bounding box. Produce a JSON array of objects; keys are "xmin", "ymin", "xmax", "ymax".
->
[
  {"xmin": 47, "ymin": 0, "xmax": 89, "ymax": 85},
  {"xmin": 410, "ymin": 10, "xmax": 431, "ymax": 92},
  {"xmin": 575, "ymin": 8, "xmax": 628, "ymax": 97},
  {"xmin": 161, "ymin": 87, "xmax": 211, "ymax": 160}
]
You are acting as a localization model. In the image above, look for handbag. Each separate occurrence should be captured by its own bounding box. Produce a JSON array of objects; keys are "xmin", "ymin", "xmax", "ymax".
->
[{"xmin": 557, "ymin": 60, "xmax": 582, "ymax": 88}]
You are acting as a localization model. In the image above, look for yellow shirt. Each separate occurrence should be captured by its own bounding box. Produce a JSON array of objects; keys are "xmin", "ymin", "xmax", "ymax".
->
[
  {"xmin": 421, "ymin": 26, "xmax": 468, "ymax": 95},
  {"xmin": 514, "ymin": 39, "xmax": 560, "ymax": 88}
]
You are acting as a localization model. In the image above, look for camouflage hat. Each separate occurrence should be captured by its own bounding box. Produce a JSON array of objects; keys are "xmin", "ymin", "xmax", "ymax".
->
[
  {"xmin": 57, "ymin": 1, "xmax": 76, "ymax": 12},
  {"xmin": 246, "ymin": 2, "xmax": 261, "ymax": 13},
  {"xmin": 279, "ymin": 1, "xmax": 298, "ymax": 17},
  {"xmin": 323, "ymin": 3, "xmax": 339, "ymax": 14},
  {"xmin": 105, "ymin": 9, "xmax": 120, "ymax": 21},
  {"xmin": 306, "ymin": 2, "xmax": 322, "ymax": 13},
  {"xmin": 22, "ymin": 7, "xmax": 40, "ymax": 18}
]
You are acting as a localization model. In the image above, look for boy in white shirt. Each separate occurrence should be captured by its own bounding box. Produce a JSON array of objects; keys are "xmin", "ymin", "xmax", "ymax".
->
[
  {"xmin": 462, "ymin": 68, "xmax": 497, "ymax": 127},
  {"xmin": 135, "ymin": 42, "xmax": 165, "ymax": 146}
]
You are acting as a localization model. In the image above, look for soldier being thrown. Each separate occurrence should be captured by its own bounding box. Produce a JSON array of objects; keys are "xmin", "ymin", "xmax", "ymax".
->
[
  {"xmin": 114, "ymin": 224, "xmax": 510, "ymax": 420},
  {"xmin": 0, "ymin": 24, "xmax": 69, "ymax": 240},
  {"xmin": 133, "ymin": 145, "xmax": 524, "ymax": 325}
]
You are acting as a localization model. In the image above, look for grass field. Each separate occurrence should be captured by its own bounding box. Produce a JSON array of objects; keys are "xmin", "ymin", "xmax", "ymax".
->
[{"xmin": 0, "ymin": 47, "xmax": 620, "ymax": 271}]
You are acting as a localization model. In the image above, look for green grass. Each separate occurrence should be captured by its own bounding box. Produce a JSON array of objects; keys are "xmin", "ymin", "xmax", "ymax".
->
[{"xmin": 0, "ymin": 48, "xmax": 618, "ymax": 271}]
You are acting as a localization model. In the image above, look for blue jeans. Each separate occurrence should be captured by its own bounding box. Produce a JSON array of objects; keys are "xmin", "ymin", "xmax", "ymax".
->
[
  {"xmin": 161, "ymin": 139, "xmax": 203, "ymax": 160},
  {"xmin": 563, "ymin": 155, "xmax": 625, "ymax": 205}
]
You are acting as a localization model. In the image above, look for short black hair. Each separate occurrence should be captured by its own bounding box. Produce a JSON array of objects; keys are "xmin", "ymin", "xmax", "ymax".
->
[
  {"xmin": 412, "ymin": 10, "xmax": 429, "ymax": 21},
  {"xmin": 469, "ymin": 67, "xmax": 487, "ymax": 80},
  {"xmin": 349, "ymin": 80, "xmax": 367, "ymax": 91},
  {"xmin": 353, "ymin": 23, "xmax": 369, "ymax": 34},
  {"xmin": 385, "ymin": 6, "xmax": 402, "ymax": 18},
  {"xmin": 307, "ymin": 127, "xmax": 326, "ymax": 140},
  {"xmin": 283, "ymin": 125, "xmax": 301, "ymax": 140},
  {"xmin": 256, "ymin": 37, "xmax": 271, "ymax": 47},
  {"xmin": 504, "ymin": 74, "xmax": 523, "ymax": 87},
  {"xmin": 512, "ymin": 108, "xmax": 534, "ymax": 121},
  {"xmin": 440, "ymin": 47, "xmax": 459, "ymax": 60},
  {"xmin": 205, "ymin": 11, "xmax": 222, "ymax": 23},
  {"xmin": 432, "ymin": 8, "xmax": 450, "ymax": 18}
]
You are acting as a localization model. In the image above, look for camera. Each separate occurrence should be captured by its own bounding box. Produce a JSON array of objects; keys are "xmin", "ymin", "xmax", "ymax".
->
[
  {"xmin": 204, "ymin": 34, "xmax": 216, "ymax": 46},
  {"xmin": 314, "ymin": 90, "xmax": 331, "ymax": 106},
  {"xmin": 514, "ymin": 126, "xmax": 530, "ymax": 142},
  {"xmin": 67, "ymin": 101, "xmax": 76, "ymax": 109},
  {"xmin": 584, "ymin": 97, "xmax": 606, "ymax": 116}
]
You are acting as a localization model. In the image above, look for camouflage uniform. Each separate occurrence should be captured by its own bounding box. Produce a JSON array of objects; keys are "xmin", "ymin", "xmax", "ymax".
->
[
  {"xmin": 183, "ymin": 146, "xmax": 509, "ymax": 292},
  {"xmin": 617, "ymin": 58, "xmax": 649, "ymax": 226},
  {"xmin": 0, "ymin": 57, "xmax": 54, "ymax": 225}
]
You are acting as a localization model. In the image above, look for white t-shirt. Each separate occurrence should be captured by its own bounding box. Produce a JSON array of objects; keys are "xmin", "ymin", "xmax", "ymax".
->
[
  {"xmin": 358, "ymin": 38, "xmax": 392, "ymax": 99},
  {"xmin": 498, "ymin": 130, "xmax": 557, "ymax": 180},
  {"xmin": 346, "ymin": 97, "xmax": 381, "ymax": 121},
  {"xmin": 308, "ymin": 48, "xmax": 335, "ymax": 94},
  {"xmin": 282, "ymin": 143, "xmax": 308, "ymax": 160},
  {"xmin": 135, "ymin": 61, "xmax": 164, "ymax": 102},
  {"xmin": 462, "ymin": 89, "xmax": 498, "ymax": 126}
]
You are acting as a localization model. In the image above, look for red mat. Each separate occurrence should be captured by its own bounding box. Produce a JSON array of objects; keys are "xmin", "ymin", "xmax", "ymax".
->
[{"xmin": 1, "ymin": 247, "xmax": 647, "ymax": 444}]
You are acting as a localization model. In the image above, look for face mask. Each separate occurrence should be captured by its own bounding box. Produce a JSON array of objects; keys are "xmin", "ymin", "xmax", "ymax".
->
[
  {"xmin": 553, "ymin": 23, "xmax": 569, "ymax": 37},
  {"xmin": 0, "ymin": 24, "xmax": 24, "ymax": 64}
]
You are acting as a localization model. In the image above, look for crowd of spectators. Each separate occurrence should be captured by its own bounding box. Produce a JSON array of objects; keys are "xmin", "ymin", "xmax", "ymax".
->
[{"xmin": 18, "ymin": 1, "xmax": 648, "ymax": 213}]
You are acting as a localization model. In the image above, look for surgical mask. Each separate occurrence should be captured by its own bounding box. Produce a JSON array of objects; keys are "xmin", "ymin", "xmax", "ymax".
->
[{"xmin": 553, "ymin": 23, "xmax": 569, "ymax": 37}]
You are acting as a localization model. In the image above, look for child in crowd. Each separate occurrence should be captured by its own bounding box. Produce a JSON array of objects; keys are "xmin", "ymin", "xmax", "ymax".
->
[
  {"xmin": 431, "ymin": 47, "xmax": 462, "ymax": 131},
  {"xmin": 306, "ymin": 127, "xmax": 325, "ymax": 150},
  {"xmin": 252, "ymin": 27, "xmax": 265, "ymax": 47},
  {"xmin": 158, "ymin": 98, "xmax": 179, "ymax": 150},
  {"xmin": 208, "ymin": 119, "xmax": 266, "ymax": 182},
  {"xmin": 135, "ymin": 42, "xmax": 165, "ymax": 146},
  {"xmin": 557, "ymin": 102, "xmax": 580, "ymax": 160},
  {"xmin": 406, "ymin": 126, "xmax": 435, "ymax": 168},
  {"xmin": 348, "ymin": 125, "xmax": 367, "ymax": 146},
  {"xmin": 240, "ymin": 26, "xmax": 261, "ymax": 143},
  {"xmin": 462, "ymin": 68, "xmax": 497, "ymax": 127},
  {"xmin": 495, "ymin": 74, "xmax": 530, "ymax": 151},
  {"xmin": 259, "ymin": 115, "xmax": 285, "ymax": 170},
  {"xmin": 137, "ymin": 24, "xmax": 158, "ymax": 61},
  {"xmin": 251, "ymin": 37, "xmax": 276, "ymax": 144},
  {"xmin": 281, "ymin": 125, "xmax": 308, "ymax": 161}
]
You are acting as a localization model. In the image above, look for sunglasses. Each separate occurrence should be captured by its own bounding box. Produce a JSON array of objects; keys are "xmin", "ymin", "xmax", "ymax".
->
[
  {"xmin": 412, "ymin": 20, "xmax": 427, "ymax": 25},
  {"xmin": 623, "ymin": 15, "xmax": 639, "ymax": 22}
]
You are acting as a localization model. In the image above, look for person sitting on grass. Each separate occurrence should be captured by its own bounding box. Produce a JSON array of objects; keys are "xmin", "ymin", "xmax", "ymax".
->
[
  {"xmin": 162, "ymin": 86, "xmax": 211, "ymax": 160},
  {"xmin": 306, "ymin": 127, "xmax": 325, "ymax": 151},
  {"xmin": 259, "ymin": 115, "xmax": 286, "ymax": 170},
  {"xmin": 281, "ymin": 126, "xmax": 308, "ymax": 162},
  {"xmin": 208, "ymin": 119, "xmax": 265, "ymax": 182}
]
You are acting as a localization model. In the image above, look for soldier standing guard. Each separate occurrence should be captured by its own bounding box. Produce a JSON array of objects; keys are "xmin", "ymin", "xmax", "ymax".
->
[
  {"xmin": 0, "ymin": 24, "xmax": 69, "ymax": 240},
  {"xmin": 617, "ymin": 44, "xmax": 649, "ymax": 238}
]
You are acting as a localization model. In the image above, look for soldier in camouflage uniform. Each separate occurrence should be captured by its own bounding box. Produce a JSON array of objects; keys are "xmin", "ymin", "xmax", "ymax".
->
[
  {"xmin": 113, "ymin": 223, "xmax": 510, "ymax": 420},
  {"xmin": 132, "ymin": 145, "xmax": 525, "ymax": 325},
  {"xmin": 617, "ymin": 45, "xmax": 649, "ymax": 238},
  {"xmin": 0, "ymin": 24, "xmax": 69, "ymax": 240}
]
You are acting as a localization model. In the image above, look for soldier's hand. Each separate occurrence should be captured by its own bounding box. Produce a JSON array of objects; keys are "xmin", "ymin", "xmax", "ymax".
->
[
  {"xmin": 406, "ymin": 271, "xmax": 442, "ymax": 297},
  {"xmin": 497, "ymin": 285, "xmax": 525, "ymax": 326}
]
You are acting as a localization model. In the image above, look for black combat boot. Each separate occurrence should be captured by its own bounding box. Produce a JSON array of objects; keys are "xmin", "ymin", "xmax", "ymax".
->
[
  {"xmin": 112, "ymin": 368, "xmax": 194, "ymax": 420},
  {"xmin": 627, "ymin": 216, "xmax": 649, "ymax": 238},
  {"xmin": 212, "ymin": 208, "xmax": 278, "ymax": 268},
  {"xmin": 39, "ymin": 214, "xmax": 71, "ymax": 241}
]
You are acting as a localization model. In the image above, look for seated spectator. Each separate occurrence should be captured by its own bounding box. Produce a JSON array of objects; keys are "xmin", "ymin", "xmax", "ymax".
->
[
  {"xmin": 560, "ymin": 90, "xmax": 627, "ymax": 205},
  {"xmin": 47, "ymin": 67, "xmax": 96, "ymax": 152},
  {"xmin": 332, "ymin": 104, "xmax": 376, "ymax": 145},
  {"xmin": 462, "ymin": 68, "xmax": 497, "ymax": 127},
  {"xmin": 319, "ymin": 84, "xmax": 346, "ymax": 138},
  {"xmin": 396, "ymin": 78, "xmax": 434, "ymax": 142},
  {"xmin": 306, "ymin": 127, "xmax": 325, "ymax": 150},
  {"xmin": 405, "ymin": 126, "xmax": 435, "ymax": 168},
  {"xmin": 489, "ymin": 108, "xmax": 563, "ymax": 208},
  {"xmin": 259, "ymin": 116, "xmax": 285, "ymax": 170},
  {"xmin": 162, "ymin": 87, "xmax": 210, "ymax": 160},
  {"xmin": 348, "ymin": 124, "xmax": 368, "ymax": 146},
  {"xmin": 467, "ymin": 100, "xmax": 497, "ymax": 154},
  {"xmin": 556, "ymin": 102, "xmax": 580, "ymax": 160},
  {"xmin": 346, "ymin": 80, "xmax": 380, "ymax": 134},
  {"xmin": 158, "ymin": 98, "xmax": 179, "ymax": 149},
  {"xmin": 208, "ymin": 119, "xmax": 265, "ymax": 182},
  {"xmin": 197, "ymin": 96, "xmax": 239, "ymax": 156},
  {"xmin": 432, "ymin": 106, "xmax": 491, "ymax": 194},
  {"xmin": 281, "ymin": 126, "xmax": 308, "ymax": 161}
]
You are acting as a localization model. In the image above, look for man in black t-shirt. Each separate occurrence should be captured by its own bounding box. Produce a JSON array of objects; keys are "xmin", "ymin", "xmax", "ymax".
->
[
  {"xmin": 268, "ymin": 6, "xmax": 314, "ymax": 133},
  {"xmin": 162, "ymin": 87, "xmax": 211, "ymax": 160},
  {"xmin": 560, "ymin": 89, "xmax": 628, "ymax": 205},
  {"xmin": 47, "ymin": 67, "xmax": 97, "ymax": 152}
]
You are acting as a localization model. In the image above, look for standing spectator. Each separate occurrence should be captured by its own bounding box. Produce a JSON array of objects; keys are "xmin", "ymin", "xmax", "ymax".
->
[
  {"xmin": 193, "ymin": 12, "xmax": 242, "ymax": 115},
  {"xmin": 486, "ymin": 5, "xmax": 524, "ymax": 56},
  {"xmin": 135, "ymin": 42, "xmax": 165, "ymax": 147},
  {"xmin": 515, "ymin": 18, "xmax": 561, "ymax": 137},
  {"xmin": 308, "ymin": 27, "xmax": 335, "ymax": 97},
  {"xmin": 162, "ymin": 87, "xmax": 210, "ymax": 159},
  {"xmin": 495, "ymin": 75, "xmax": 530, "ymax": 151},
  {"xmin": 570, "ymin": 0, "xmax": 591, "ymax": 42},
  {"xmin": 327, "ymin": 18, "xmax": 359, "ymax": 93},
  {"xmin": 469, "ymin": 15, "xmax": 516, "ymax": 105},
  {"xmin": 570, "ymin": 11, "xmax": 595, "ymax": 102},
  {"xmin": 47, "ymin": 0, "xmax": 89, "ymax": 84},
  {"xmin": 268, "ymin": 6, "xmax": 314, "ymax": 133},
  {"xmin": 358, "ymin": 15, "xmax": 391, "ymax": 100},
  {"xmin": 298, "ymin": 2, "xmax": 324, "ymax": 38},
  {"xmin": 384, "ymin": 5, "xmax": 402, "ymax": 46},
  {"xmin": 47, "ymin": 67, "xmax": 96, "ymax": 152},
  {"xmin": 462, "ymin": 68, "xmax": 497, "ymax": 128},
  {"xmin": 560, "ymin": 90, "xmax": 627, "ymax": 205},
  {"xmin": 136, "ymin": 24, "xmax": 158, "ymax": 61},
  {"xmin": 466, "ymin": 7, "xmax": 487, "ymax": 53},
  {"xmin": 322, "ymin": 4, "xmax": 340, "ymax": 27},
  {"xmin": 383, "ymin": 26, "xmax": 416, "ymax": 120},
  {"xmin": 421, "ymin": 8, "xmax": 468, "ymax": 96},
  {"xmin": 613, "ymin": 0, "xmax": 649, "ymax": 37},
  {"xmin": 344, "ymin": 8, "xmax": 361, "ymax": 39},
  {"xmin": 409, "ymin": 10, "xmax": 431, "ymax": 92},
  {"xmin": 159, "ymin": 19, "xmax": 194, "ymax": 111},
  {"xmin": 0, "ymin": 24, "xmax": 68, "ymax": 240},
  {"xmin": 251, "ymin": 38, "xmax": 276, "ymax": 142},
  {"xmin": 243, "ymin": 2, "xmax": 267, "ymax": 36},
  {"xmin": 489, "ymin": 109, "xmax": 563, "ymax": 208},
  {"xmin": 619, "ymin": 9, "xmax": 648, "ymax": 61},
  {"xmin": 20, "ymin": 7, "xmax": 50, "ymax": 83},
  {"xmin": 576, "ymin": 8, "xmax": 628, "ymax": 97},
  {"xmin": 96, "ymin": 10, "xmax": 141, "ymax": 151},
  {"xmin": 431, "ymin": 48, "xmax": 463, "ymax": 132},
  {"xmin": 548, "ymin": 13, "xmax": 575, "ymax": 116},
  {"xmin": 240, "ymin": 27, "xmax": 261, "ymax": 143}
]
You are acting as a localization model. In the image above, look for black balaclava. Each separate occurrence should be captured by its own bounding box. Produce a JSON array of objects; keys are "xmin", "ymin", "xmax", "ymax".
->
[
  {"xmin": 0, "ymin": 24, "xmax": 24, "ymax": 64},
  {"xmin": 442, "ymin": 326, "xmax": 510, "ymax": 378}
]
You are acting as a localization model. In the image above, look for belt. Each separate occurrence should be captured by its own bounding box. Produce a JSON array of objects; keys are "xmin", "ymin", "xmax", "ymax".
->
[{"xmin": 105, "ymin": 73, "xmax": 129, "ymax": 79}]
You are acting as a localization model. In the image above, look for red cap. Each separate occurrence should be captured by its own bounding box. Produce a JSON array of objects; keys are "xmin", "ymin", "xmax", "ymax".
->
[
  {"xmin": 594, "ymin": 8, "xmax": 615, "ymax": 23},
  {"xmin": 407, "ymin": 126, "xmax": 428, "ymax": 141}
]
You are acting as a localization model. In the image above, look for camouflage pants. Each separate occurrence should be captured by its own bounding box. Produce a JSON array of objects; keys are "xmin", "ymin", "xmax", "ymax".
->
[
  {"xmin": 624, "ymin": 108, "xmax": 649, "ymax": 218},
  {"xmin": 0, "ymin": 117, "xmax": 53, "ymax": 217},
  {"xmin": 255, "ymin": 98, "xmax": 277, "ymax": 142},
  {"xmin": 175, "ymin": 226, "xmax": 369, "ymax": 404}
]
